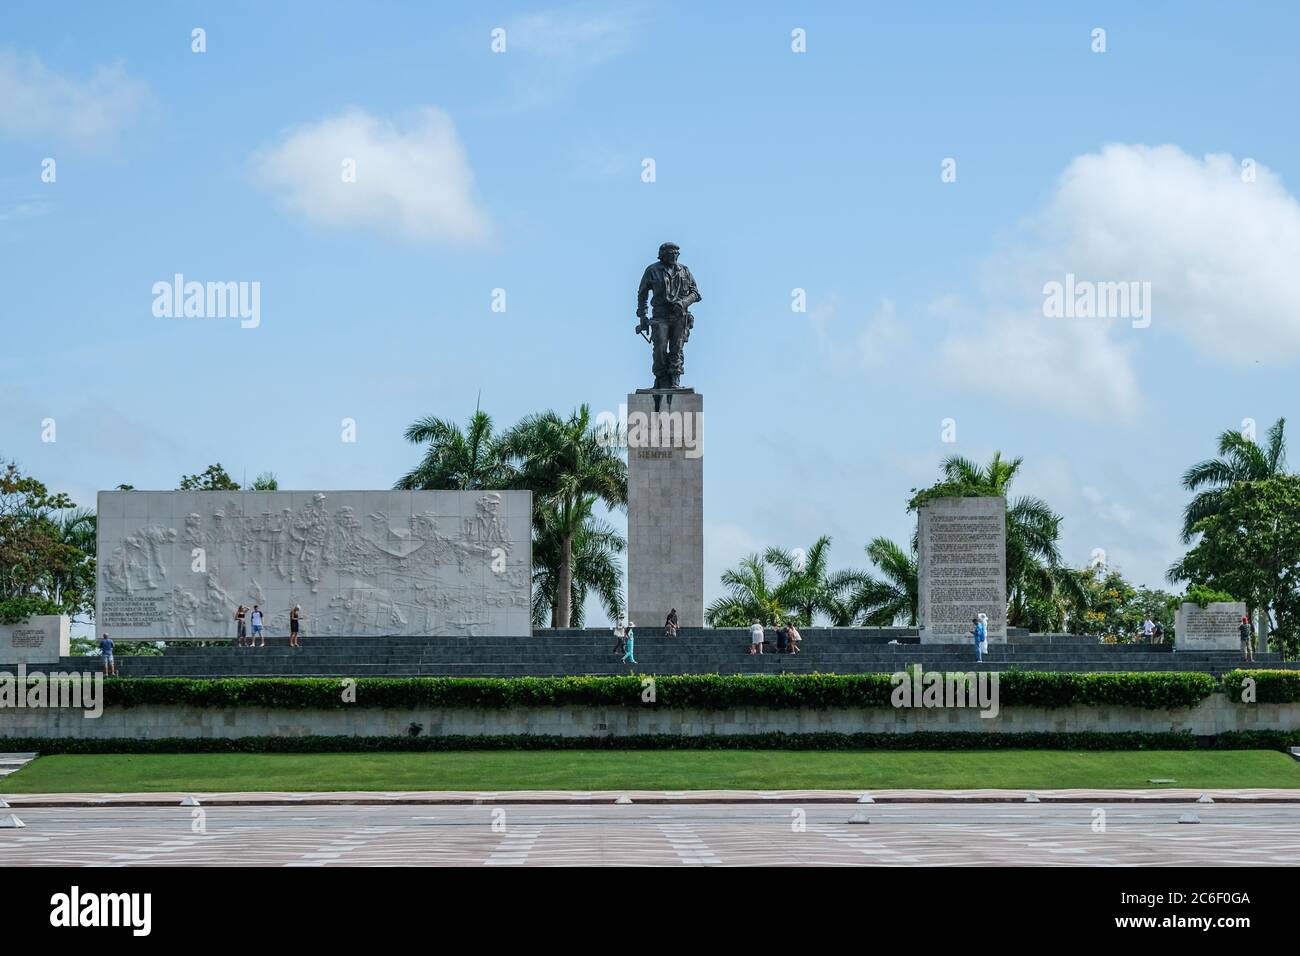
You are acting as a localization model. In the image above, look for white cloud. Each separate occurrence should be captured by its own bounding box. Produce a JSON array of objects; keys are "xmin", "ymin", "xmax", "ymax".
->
[
  {"xmin": 252, "ymin": 107, "xmax": 491, "ymax": 243},
  {"xmin": 0, "ymin": 198, "xmax": 52, "ymax": 223},
  {"xmin": 498, "ymin": 4, "xmax": 644, "ymax": 108},
  {"xmin": 507, "ymin": 5, "xmax": 640, "ymax": 63},
  {"xmin": 0, "ymin": 49, "xmax": 150, "ymax": 143},
  {"xmin": 932, "ymin": 144, "xmax": 1300, "ymax": 420},
  {"xmin": 857, "ymin": 299, "xmax": 913, "ymax": 369},
  {"xmin": 935, "ymin": 306, "xmax": 1142, "ymax": 422}
]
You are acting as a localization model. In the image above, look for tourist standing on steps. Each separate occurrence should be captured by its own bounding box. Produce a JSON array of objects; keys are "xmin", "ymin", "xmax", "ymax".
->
[
  {"xmin": 250, "ymin": 605, "xmax": 266, "ymax": 647},
  {"xmin": 290, "ymin": 604, "xmax": 302, "ymax": 648},
  {"xmin": 665, "ymin": 608, "xmax": 679, "ymax": 637},
  {"xmin": 1152, "ymin": 621, "xmax": 1165, "ymax": 645},
  {"xmin": 787, "ymin": 621, "xmax": 802, "ymax": 655},
  {"xmin": 613, "ymin": 618, "xmax": 627, "ymax": 656},
  {"xmin": 1142, "ymin": 617, "xmax": 1155, "ymax": 642},
  {"xmin": 234, "ymin": 604, "xmax": 248, "ymax": 648},
  {"xmin": 99, "ymin": 633, "xmax": 117, "ymax": 676},
  {"xmin": 972, "ymin": 616, "xmax": 986, "ymax": 663},
  {"xmin": 1239, "ymin": 615, "xmax": 1255, "ymax": 662},
  {"xmin": 749, "ymin": 620, "xmax": 764, "ymax": 655},
  {"xmin": 978, "ymin": 612, "xmax": 989, "ymax": 659},
  {"xmin": 622, "ymin": 621, "xmax": 638, "ymax": 665}
]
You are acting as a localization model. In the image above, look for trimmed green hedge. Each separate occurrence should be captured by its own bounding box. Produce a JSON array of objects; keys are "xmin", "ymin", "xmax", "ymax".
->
[
  {"xmin": 1221, "ymin": 669, "xmax": 1300, "ymax": 703},
  {"xmin": 86, "ymin": 671, "xmax": 1221, "ymax": 711},
  {"xmin": 0, "ymin": 730, "xmax": 1222, "ymax": 754},
  {"xmin": 5, "ymin": 730, "xmax": 1299, "ymax": 755}
]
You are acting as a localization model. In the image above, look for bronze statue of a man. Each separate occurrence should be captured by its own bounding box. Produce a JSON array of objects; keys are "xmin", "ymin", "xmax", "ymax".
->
[{"xmin": 635, "ymin": 242, "xmax": 701, "ymax": 389}]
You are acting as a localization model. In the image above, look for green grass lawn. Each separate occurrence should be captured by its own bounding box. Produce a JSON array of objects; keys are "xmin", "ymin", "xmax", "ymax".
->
[{"xmin": 5, "ymin": 750, "xmax": 1300, "ymax": 793}]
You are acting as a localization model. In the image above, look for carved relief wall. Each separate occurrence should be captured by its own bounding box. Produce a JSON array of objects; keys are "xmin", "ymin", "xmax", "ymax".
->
[{"xmin": 95, "ymin": 490, "xmax": 533, "ymax": 638}]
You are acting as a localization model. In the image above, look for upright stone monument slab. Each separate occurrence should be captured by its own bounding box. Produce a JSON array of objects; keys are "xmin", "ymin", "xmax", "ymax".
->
[
  {"xmin": 0, "ymin": 615, "xmax": 70, "ymax": 665},
  {"xmin": 1175, "ymin": 601, "xmax": 1248, "ymax": 650},
  {"xmin": 95, "ymin": 490, "xmax": 533, "ymax": 638},
  {"xmin": 626, "ymin": 389, "xmax": 704, "ymax": 628},
  {"xmin": 917, "ymin": 496, "xmax": 1007, "ymax": 643}
]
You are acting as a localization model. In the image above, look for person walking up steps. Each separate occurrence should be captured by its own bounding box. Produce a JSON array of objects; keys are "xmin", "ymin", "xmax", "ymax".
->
[{"xmin": 621, "ymin": 621, "xmax": 638, "ymax": 665}]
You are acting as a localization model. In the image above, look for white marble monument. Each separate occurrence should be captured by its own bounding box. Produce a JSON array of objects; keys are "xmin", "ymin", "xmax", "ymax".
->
[
  {"xmin": 917, "ymin": 496, "xmax": 1007, "ymax": 643},
  {"xmin": 1175, "ymin": 601, "xmax": 1249, "ymax": 651},
  {"xmin": 95, "ymin": 490, "xmax": 533, "ymax": 638},
  {"xmin": 0, "ymin": 615, "xmax": 70, "ymax": 665},
  {"xmin": 626, "ymin": 389, "xmax": 704, "ymax": 628}
]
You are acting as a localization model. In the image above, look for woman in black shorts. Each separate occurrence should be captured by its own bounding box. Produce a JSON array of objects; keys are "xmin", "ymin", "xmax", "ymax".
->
[{"xmin": 289, "ymin": 604, "xmax": 302, "ymax": 648}]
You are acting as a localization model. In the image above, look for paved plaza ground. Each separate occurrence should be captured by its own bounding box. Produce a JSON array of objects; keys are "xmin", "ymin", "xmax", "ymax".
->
[{"xmin": 3, "ymin": 798, "xmax": 1299, "ymax": 866}]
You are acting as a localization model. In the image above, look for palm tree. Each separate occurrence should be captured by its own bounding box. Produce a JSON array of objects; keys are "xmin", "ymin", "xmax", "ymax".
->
[
  {"xmin": 47, "ymin": 506, "xmax": 96, "ymax": 622},
  {"xmin": 847, "ymin": 536, "xmax": 918, "ymax": 625},
  {"xmin": 499, "ymin": 405, "xmax": 627, "ymax": 628},
  {"xmin": 531, "ymin": 496, "xmax": 625, "ymax": 628},
  {"xmin": 706, "ymin": 554, "xmax": 793, "ymax": 627},
  {"xmin": 395, "ymin": 409, "xmax": 509, "ymax": 491},
  {"xmin": 1180, "ymin": 417, "xmax": 1288, "ymax": 541},
  {"xmin": 764, "ymin": 536, "xmax": 870, "ymax": 626}
]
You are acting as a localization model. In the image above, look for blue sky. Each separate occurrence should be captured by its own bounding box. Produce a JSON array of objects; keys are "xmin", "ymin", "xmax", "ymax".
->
[{"xmin": 3, "ymin": 1, "xmax": 1299, "ymax": 621}]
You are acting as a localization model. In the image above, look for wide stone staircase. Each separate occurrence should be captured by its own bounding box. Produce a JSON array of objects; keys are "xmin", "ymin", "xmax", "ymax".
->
[{"xmin": 26, "ymin": 628, "xmax": 1297, "ymax": 678}]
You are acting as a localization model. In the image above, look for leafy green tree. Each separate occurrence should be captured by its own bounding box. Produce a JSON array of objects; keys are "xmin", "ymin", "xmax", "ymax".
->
[
  {"xmin": 0, "ymin": 460, "xmax": 94, "ymax": 624},
  {"xmin": 531, "ymin": 496, "xmax": 625, "ymax": 627},
  {"xmin": 1066, "ymin": 567, "xmax": 1177, "ymax": 642},
  {"xmin": 909, "ymin": 452, "xmax": 1084, "ymax": 627},
  {"xmin": 249, "ymin": 472, "xmax": 278, "ymax": 491},
  {"xmin": 1180, "ymin": 417, "xmax": 1288, "ymax": 541},
  {"xmin": 179, "ymin": 463, "xmax": 241, "ymax": 491},
  {"xmin": 395, "ymin": 409, "xmax": 510, "ymax": 491},
  {"xmin": 1168, "ymin": 475, "xmax": 1300, "ymax": 657},
  {"xmin": 1182, "ymin": 583, "xmax": 1236, "ymax": 607},
  {"xmin": 498, "ymin": 405, "xmax": 627, "ymax": 628}
]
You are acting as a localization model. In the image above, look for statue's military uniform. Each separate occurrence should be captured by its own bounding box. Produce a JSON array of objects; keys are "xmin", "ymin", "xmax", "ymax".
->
[{"xmin": 636, "ymin": 247, "xmax": 701, "ymax": 389}]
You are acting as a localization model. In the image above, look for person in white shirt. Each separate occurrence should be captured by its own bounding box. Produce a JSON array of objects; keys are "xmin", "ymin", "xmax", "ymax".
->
[
  {"xmin": 749, "ymin": 620, "xmax": 764, "ymax": 655},
  {"xmin": 251, "ymin": 605, "xmax": 266, "ymax": 648},
  {"xmin": 1142, "ymin": 618, "xmax": 1155, "ymax": 642}
]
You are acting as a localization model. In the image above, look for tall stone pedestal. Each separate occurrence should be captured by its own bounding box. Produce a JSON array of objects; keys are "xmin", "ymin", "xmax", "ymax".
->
[{"xmin": 626, "ymin": 389, "xmax": 704, "ymax": 628}]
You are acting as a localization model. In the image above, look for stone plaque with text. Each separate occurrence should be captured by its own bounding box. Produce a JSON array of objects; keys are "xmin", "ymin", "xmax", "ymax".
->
[
  {"xmin": 917, "ymin": 496, "xmax": 1007, "ymax": 643},
  {"xmin": 1175, "ymin": 601, "xmax": 1248, "ymax": 651}
]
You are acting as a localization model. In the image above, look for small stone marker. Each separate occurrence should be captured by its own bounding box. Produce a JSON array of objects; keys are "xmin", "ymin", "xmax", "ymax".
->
[
  {"xmin": 848, "ymin": 810, "xmax": 871, "ymax": 824},
  {"xmin": 614, "ymin": 795, "xmax": 633, "ymax": 805},
  {"xmin": 0, "ymin": 814, "xmax": 25, "ymax": 828},
  {"xmin": 1178, "ymin": 813, "xmax": 1200, "ymax": 824},
  {"xmin": 0, "ymin": 799, "xmax": 9, "ymax": 808},
  {"xmin": 1197, "ymin": 794, "xmax": 1214, "ymax": 804},
  {"xmin": 857, "ymin": 793, "xmax": 875, "ymax": 804},
  {"xmin": 1174, "ymin": 601, "xmax": 1249, "ymax": 651},
  {"xmin": 1025, "ymin": 793, "xmax": 1040, "ymax": 803},
  {"xmin": 180, "ymin": 796, "xmax": 202, "ymax": 807}
]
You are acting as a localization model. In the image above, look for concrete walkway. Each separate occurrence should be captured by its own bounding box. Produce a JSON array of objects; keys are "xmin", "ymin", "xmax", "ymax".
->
[{"xmin": 6, "ymin": 787, "xmax": 1300, "ymax": 807}]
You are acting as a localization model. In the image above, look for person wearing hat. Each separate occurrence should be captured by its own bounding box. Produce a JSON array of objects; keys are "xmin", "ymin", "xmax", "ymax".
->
[
  {"xmin": 621, "ymin": 620, "xmax": 638, "ymax": 665},
  {"xmin": 635, "ymin": 241, "xmax": 702, "ymax": 389}
]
